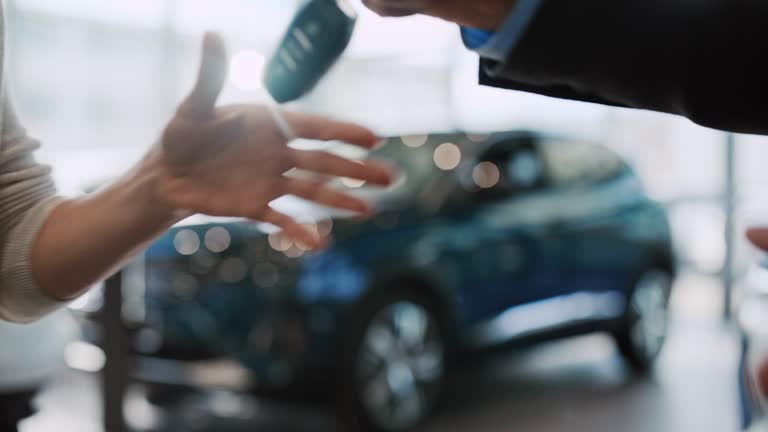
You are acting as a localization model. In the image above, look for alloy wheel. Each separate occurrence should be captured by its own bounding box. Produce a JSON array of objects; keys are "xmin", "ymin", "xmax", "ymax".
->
[
  {"xmin": 356, "ymin": 301, "xmax": 444, "ymax": 431},
  {"xmin": 629, "ymin": 270, "xmax": 672, "ymax": 361}
]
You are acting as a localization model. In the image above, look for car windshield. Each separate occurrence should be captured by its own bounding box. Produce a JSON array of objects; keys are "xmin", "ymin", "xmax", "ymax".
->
[
  {"xmin": 329, "ymin": 133, "xmax": 475, "ymax": 210},
  {"xmin": 177, "ymin": 133, "xmax": 479, "ymax": 227}
]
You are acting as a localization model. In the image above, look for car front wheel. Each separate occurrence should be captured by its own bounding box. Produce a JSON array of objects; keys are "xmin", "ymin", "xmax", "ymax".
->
[
  {"xmin": 614, "ymin": 268, "xmax": 673, "ymax": 372},
  {"xmin": 340, "ymin": 292, "xmax": 446, "ymax": 432}
]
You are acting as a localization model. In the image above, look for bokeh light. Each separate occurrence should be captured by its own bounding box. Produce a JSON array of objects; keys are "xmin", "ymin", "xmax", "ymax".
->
[
  {"xmin": 473, "ymin": 162, "xmax": 501, "ymax": 189},
  {"xmin": 284, "ymin": 245, "xmax": 305, "ymax": 258},
  {"xmin": 172, "ymin": 272, "xmax": 199, "ymax": 301},
  {"xmin": 295, "ymin": 224, "xmax": 320, "ymax": 251},
  {"xmin": 134, "ymin": 327, "xmax": 163, "ymax": 354},
  {"xmin": 466, "ymin": 133, "xmax": 491, "ymax": 143},
  {"xmin": 268, "ymin": 232, "xmax": 293, "ymax": 252},
  {"xmin": 317, "ymin": 219, "xmax": 334, "ymax": 237},
  {"xmin": 65, "ymin": 342, "xmax": 106, "ymax": 373},
  {"xmin": 401, "ymin": 134, "xmax": 429, "ymax": 148},
  {"xmin": 341, "ymin": 160, "xmax": 368, "ymax": 188},
  {"xmin": 252, "ymin": 262, "xmax": 279, "ymax": 288},
  {"xmin": 342, "ymin": 177, "xmax": 367, "ymax": 188},
  {"xmin": 190, "ymin": 250, "xmax": 219, "ymax": 275},
  {"xmin": 434, "ymin": 143, "xmax": 462, "ymax": 171},
  {"xmin": 204, "ymin": 226, "xmax": 232, "ymax": 253},
  {"xmin": 174, "ymin": 229, "xmax": 200, "ymax": 256},
  {"xmin": 218, "ymin": 257, "xmax": 248, "ymax": 283},
  {"xmin": 508, "ymin": 151, "xmax": 543, "ymax": 186}
]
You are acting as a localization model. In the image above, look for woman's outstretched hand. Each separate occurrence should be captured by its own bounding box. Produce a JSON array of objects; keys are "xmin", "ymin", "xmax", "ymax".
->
[
  {"xmin": 19, "ymin": 32, "xmax": 393, "ymax": 314},
  {"xmin": 154, "ymin": 33, "xmax": 394, "ymax": 249}
]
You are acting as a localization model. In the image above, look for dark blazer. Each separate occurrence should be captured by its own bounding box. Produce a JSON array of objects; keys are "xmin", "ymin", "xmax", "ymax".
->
[{"xmin": 479, "ymin": 0, "xmax": 768, "ymax": 135}]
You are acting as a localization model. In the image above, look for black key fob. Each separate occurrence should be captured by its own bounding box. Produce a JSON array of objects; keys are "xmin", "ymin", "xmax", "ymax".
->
[{"xmin": 264, "ymin": 0, "xmax": 357, "ymax": 103}]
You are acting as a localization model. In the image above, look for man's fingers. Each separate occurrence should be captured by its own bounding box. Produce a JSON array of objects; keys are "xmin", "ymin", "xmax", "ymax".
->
[
  {"xmin": 260, "ymin": 209, "xmax": 322, "ymax": 250},
  {"xmin": 758, "ymin": 359, "xmax": 768, "ymax": 397},
  {"xmin": 180, "ymin": 32, "xmax": 229, "ymax": 120},
  {"xmin": 292, "ymin": 150, "xmax": 393, "ymax": 186},
  {"xmin": 282, "ymin": 111, "xmax": 379, "ymax": 148},
  {"xmin": 283, "ymin": 178, "xmax": 371, "ymax": 215},
  {"xmin": 747, "ymin": 227, "xmax": 768, "ymax": 252},
  {"xmin": 362, "ymin": 0, "xmax": 426, "ymax": 16},
  {"xmin": 365, "ymin": 6, "xmax": 418, "ymax": 17}
]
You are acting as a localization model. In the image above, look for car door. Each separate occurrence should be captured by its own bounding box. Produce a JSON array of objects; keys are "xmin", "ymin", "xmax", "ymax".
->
[
  {"xmin": 535, "ymin": 138, "xmax": 641, "ymax": 298},
  {"xmin": 450, "ymin": 137, "xmax": 551, "ymax": 325}
]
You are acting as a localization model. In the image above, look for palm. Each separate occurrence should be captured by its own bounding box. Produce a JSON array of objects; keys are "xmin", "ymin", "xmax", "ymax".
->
[
  {"xmin": 363, "ymin": 0, "xmax": 515, "ymax": 29},
  {"xmin": 155, "ymin": 34, "xmax": 393, "ymax": 248},
  {"xmin": 161, "ymin": 105, "xmax": 294, "ymax": 215}
]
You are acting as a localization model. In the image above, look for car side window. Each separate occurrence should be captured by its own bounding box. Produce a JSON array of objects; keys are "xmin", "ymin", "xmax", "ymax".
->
[
  {"xmin": 470, "ymin": 140, "xmax": 545, "ymax": 201},
  {"xmin": 539, "ymin": 139, "xmax": 626, "ymax": 187},
  {"xmin": 504, "ymin": 148, "xmax": 544, "ymax": 190}
]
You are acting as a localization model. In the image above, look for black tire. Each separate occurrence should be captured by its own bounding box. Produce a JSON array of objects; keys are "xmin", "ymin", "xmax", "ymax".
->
[
  {"xmin": 0, "ymin": 389, "xmax": 38, "ymax": 432},
  {"xmin": 144, "ymin": 382, "xmax": 197, "ymax": 407},
  {"xmin": 614, "ymin": 266, "xmax": 673, "ymax": 373},
  {"xmin": 338, "ymin": 288, "xmax": 448, "ymax": 432}
]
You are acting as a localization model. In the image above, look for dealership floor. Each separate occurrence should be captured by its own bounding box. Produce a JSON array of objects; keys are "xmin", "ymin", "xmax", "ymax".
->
[{"xmin": 21, "ymin": 272, "xmax": 742, "ymax": 432}]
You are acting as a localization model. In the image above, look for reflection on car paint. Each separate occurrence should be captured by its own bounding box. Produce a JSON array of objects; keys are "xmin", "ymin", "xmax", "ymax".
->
[{"xmin": 469, "ymin": 291, "xmax": 625, "ymax": 348}]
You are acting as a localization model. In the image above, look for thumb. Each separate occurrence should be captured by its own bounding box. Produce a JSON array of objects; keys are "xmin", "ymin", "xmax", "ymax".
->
[{"xmin": 180, "ymin": 32, "xmax": 228, "ymax": 119}]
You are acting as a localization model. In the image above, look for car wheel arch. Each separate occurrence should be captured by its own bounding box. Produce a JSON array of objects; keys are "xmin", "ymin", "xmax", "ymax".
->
[
  {"xmin": 614, "ymin": 249, "xmax": 676, "ymax": 373},
  {"xmin": 335, "ymin": 273, "xmax": 456, "ymax": 431},
  {"xmin": 650, "ymin": 249, "xmax": 676, "ymax": 276},
  {"xmin": 347, "ymin": 273, "xmax": 461, "ymax": 353}
]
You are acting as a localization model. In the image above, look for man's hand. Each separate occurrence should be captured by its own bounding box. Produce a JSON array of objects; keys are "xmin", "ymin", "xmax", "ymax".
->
[
  {"xmin": 155, "ymin": 33, "xmax": 394, "ymax": 249},
  {"xmin": 361, "ymin": 0, "xmax": 518, "ymax": 30},
  {"xmin": 758, "ymin": 358, "xmax": 768, "ymax": 398},
  {"xmin": 747, "ymin": 228, "xmax": 768, "ymax": 252}
]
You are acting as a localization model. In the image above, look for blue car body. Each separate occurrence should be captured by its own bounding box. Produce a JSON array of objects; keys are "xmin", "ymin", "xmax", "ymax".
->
[{"xmin": 143, "ymin": 131, "xmax": 675, "ymax": 391}]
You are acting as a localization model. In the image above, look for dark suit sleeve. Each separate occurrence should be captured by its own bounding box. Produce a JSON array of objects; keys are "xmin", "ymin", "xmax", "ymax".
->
[{"xmin": 480, "ymin": 0, "xmax": 768, "ymax": 134}]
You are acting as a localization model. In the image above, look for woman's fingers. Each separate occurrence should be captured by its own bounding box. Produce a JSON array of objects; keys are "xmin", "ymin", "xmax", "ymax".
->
[
  {"xmin": 283, "ymin": 111, "xmax": 379, "ymax": 149},
  {"xmin": 259, "ymin": 209, "xmax": 321, "ymax": 249},
  {"xmin": 282, "ymin": 178, "xmax": 371, "ymax": 215},
  {"xmin": 291, "ymin": 150, "xmax": 393, "ymax": 186}
]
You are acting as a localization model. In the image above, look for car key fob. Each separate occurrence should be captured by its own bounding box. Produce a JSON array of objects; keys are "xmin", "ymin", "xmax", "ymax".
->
[{"xmin": 264, "ymin": 0, "xmax": 357, "ymax": 103}]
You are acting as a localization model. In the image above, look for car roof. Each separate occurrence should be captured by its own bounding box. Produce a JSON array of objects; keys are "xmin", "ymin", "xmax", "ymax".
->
[{"xmin": 398, "ymin": 130, "xmax": 581, "ymax": 156}]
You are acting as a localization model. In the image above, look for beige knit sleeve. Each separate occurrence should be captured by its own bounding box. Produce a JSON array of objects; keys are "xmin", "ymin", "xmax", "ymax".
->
[{"xmin": 0, "ymin": 91, "xmax": 67, "ymax": 323}]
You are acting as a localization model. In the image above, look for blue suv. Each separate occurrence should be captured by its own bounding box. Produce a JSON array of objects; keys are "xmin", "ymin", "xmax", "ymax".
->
[{"xmin": 143, "ymin": 131, "xmax": 676, "ymax": 431}]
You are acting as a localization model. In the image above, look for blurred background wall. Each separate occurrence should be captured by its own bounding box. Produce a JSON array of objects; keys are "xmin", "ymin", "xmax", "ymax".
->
[{"xmin": 3, "ymin": 0, "xmax": 765, "ymax": 313}]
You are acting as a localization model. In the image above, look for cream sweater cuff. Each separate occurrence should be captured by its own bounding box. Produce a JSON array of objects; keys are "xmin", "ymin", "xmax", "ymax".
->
[{"xmin": 0, "ymin": 196, "xmax": 68, "ymax": 323}]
